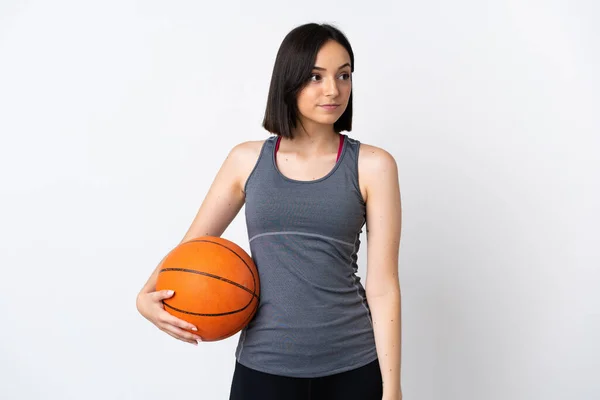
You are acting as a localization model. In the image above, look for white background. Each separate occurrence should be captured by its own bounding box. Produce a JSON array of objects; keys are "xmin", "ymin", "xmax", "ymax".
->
[{"xmin": 1, "ymin": 0, "xmax": 598, "ymax": 399}]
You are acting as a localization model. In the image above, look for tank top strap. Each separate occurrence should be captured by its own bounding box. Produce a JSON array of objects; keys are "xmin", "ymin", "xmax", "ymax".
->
[{"xmin": 337, "ymin": 135, "xmax": 364, "ymax": 203}]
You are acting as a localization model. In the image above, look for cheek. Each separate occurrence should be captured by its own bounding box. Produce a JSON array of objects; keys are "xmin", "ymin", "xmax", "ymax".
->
[
  {"xmin": 341, "ymin": 82, "xmax": 352, "ymax": 98},
  {"xmin": 297, "ymin": 88, "xmax": 318, "ymax": 110}
]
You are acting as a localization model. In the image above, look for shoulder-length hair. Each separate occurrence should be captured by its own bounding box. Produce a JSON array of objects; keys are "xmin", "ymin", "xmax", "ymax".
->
[{"xmin": 262, "ymin": 23, "xmax": 355, "ymax": 139}]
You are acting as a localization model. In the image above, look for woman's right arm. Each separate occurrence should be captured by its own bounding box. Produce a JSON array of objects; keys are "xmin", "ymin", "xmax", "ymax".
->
[{"xmin": 135, "ymin": 141, "xmax": 262, "ymax": 344}]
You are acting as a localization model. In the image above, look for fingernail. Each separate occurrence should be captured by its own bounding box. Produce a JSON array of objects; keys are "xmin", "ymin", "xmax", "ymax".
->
[
  {"xmin": 167, "ymin": 290, "xmax": 174, "ymax": 295},
  {"xmin": 191, "ymin": 327, "xmax": 197, "ymax": 331}
]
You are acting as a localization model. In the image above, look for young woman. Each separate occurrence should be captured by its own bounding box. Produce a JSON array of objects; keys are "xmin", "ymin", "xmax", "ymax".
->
[{"xmin": 136, "ymin": 23, "xmax": 403, "ymax": 400}]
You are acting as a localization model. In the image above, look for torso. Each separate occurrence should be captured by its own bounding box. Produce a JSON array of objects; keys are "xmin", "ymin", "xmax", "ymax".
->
[{"xmin": 235, "ymin": 134, "xmax": 378, "ymax": 377}]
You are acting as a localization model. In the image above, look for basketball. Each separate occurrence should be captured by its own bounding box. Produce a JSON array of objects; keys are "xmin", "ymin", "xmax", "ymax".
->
[{"xmin": 155, "ymin": 236, "xmax": 260, "ymax": 342}]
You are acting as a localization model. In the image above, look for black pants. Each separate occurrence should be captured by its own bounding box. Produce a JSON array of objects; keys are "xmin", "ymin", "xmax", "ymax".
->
[{"xmin": 229, "ymin": 358, "xmax": 383, "ymax": 400}]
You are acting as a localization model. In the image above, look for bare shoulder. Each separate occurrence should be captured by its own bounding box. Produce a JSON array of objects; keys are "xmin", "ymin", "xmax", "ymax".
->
[
  {"xmin": 230, "ymin": 140, "xmax": 266, "ymax": 164},
  {"xmin": 228, "ymin": 139, "xmax": 267, "ymax": 192},
  {"xmin": 357, "ymin": 142, "xmax": 399, "ymax": 202},
  {"xmin": 358, "ymin": 142, "xmax": 397, "ymax": 170}
]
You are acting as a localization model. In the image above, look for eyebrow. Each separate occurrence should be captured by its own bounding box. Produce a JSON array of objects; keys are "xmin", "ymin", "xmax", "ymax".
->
[{"xmin": 312, "ymin": 63, "xmax": 351, "ymax": 71}]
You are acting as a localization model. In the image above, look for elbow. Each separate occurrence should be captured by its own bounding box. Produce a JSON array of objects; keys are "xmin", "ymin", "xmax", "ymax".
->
[{"xmin": 366, "ymin": 281, "xmax": 401, "ymax": 300}]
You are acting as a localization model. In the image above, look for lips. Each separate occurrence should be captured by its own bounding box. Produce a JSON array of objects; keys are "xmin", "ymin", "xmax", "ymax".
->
[{"xmin": 319, "ymin": 104, "xmax": 340, "ymax": 110}]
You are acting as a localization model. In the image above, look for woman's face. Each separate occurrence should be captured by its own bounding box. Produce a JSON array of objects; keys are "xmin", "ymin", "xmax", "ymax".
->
[{"xmin": 296, "ymin": 40, "xmax": 352, "ymax": 129}]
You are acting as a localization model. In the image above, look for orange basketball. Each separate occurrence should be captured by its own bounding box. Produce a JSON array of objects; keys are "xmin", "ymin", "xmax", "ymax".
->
[{"xmin": 155, "ymin": 236, "xmax": 260, "ymax": 342}]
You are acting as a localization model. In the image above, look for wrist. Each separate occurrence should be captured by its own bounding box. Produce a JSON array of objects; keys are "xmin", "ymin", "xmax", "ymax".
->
[{"xmin": 382, "ymin": 385, "xmax": 402, "ymax": 400}]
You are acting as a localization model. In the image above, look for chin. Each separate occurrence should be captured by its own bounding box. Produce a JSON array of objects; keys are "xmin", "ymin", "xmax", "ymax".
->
[
  {"xmin": 309, "ymin": 114, "xmax": 343, "ymax": 125},
  {"xmin": 298, "ymin": 109, "xmax": 345, "ymax": 127},
  {"xmin": 319, "ymin": 117, "xmax": 340, "ymax": 125}
]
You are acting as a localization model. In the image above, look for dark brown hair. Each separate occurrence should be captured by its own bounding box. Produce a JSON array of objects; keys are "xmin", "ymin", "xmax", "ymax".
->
[{"xmin": 262, "ymin": 23, "xmax": 355, "ymax": 139}]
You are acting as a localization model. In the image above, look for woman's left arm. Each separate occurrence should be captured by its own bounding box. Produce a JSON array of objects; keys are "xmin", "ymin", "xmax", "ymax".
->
[{"xmin": 362, "ymin": 146, "xmax": 403, "ymax": 400}]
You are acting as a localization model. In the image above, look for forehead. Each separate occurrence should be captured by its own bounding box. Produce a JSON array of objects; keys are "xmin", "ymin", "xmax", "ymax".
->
[{"xmin": 314, "ymin": 40, "xmax": 351, "ymax": 68}]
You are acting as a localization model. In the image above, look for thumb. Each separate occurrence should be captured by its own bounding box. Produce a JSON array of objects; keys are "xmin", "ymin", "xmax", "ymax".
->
[{"xmin": 154, "ymin": 289, "xmax": 174, "ymax": 300}]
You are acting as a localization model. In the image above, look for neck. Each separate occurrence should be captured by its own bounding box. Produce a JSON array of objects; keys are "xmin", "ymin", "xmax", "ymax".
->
[{"xmin": 287, "ymin": 120, "xmax": 338, "ymax": 153}]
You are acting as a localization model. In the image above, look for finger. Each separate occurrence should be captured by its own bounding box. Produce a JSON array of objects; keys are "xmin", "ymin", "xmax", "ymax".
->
[
  {"xmin": 163, "ymin": 329, "xmax": 198, "ymax": 346},
  {"xmin": 161, "ymin": 326, "xmax": 199, "ymax": 345},
  {"xmin": 152, "ymin": 289, "xmax": 174, "ymax": 301},
  {"xmin": 162, "ymin": 313, "xmax": 198, "ymax": 333},
  {"xmin": 161, "ymin": 322, "xmax": 203, "ymax": 343}
]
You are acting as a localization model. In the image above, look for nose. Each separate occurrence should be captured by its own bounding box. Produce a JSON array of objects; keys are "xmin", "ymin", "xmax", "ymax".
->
[{"xmin": 324, "ymin": 77, "xmax": 339, "ymax": 97}]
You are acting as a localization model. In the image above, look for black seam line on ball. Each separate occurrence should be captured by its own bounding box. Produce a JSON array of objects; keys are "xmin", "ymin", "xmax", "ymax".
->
[
  {"xmin": 162, "ymin": 299, "xmax": 255, "ymax": 317},
  {"xmin": 212, "ymin": 297, "xmax": 260, "ymax": 340},
  {"xmin": 159, "ymin": 267, "xmax": 259, "ymax": 298},
  {"xmin": 186, "ymin": 239, "xmax": 258, "ymax": 293}
]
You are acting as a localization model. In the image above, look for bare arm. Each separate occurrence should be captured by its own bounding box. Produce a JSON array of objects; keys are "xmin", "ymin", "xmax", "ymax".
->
[
  {"xmin": 137, "ymin": 141, "xmax": 259, "ymax": 296},
  {"xmin": 361, "ymin": 145, "xmax": 403, "ymax": 399}
]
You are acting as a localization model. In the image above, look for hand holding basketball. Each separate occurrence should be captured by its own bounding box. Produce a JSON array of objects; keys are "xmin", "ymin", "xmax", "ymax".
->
[
  {"xmin": 136, "ymin": 289, "xmax": 203, "ymax": 346},
  {"xmin": 155, "ymin": 237, "xmax": 260, "ymax": 342}
]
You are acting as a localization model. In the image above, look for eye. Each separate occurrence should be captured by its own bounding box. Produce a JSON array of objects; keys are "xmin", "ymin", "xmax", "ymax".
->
[
  {"xmin": 339, "ymin": 72, "xmax": 351, "ymax": 80},
  {"xmin": 310, "ymin": 73, "xmax": 322, "ymax": 82}
]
